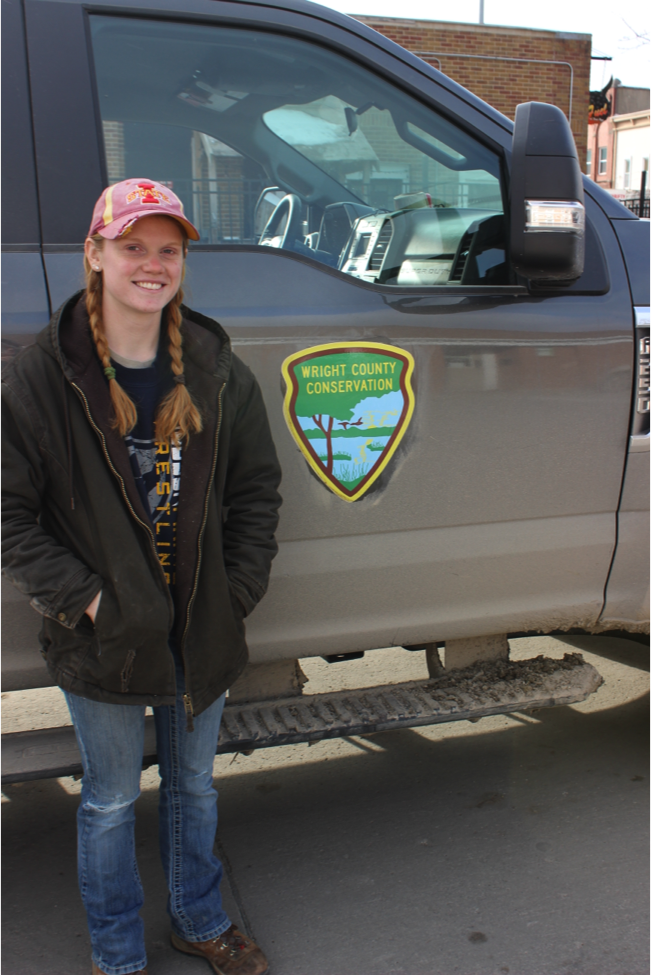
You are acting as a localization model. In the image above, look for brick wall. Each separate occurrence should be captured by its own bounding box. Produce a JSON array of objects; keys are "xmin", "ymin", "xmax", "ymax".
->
[{"xmin": 354, "ymin": 17, "xmax": 591, "ymax": 167}]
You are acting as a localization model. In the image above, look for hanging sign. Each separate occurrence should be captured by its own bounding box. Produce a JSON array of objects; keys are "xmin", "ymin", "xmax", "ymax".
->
[
  {"xmin": 281, "ymin": 342, "xmax": 415, "ymax": 502},
  {"xmin": 588, "ymin": 78, "xmax": 613, "ymax": 124}
]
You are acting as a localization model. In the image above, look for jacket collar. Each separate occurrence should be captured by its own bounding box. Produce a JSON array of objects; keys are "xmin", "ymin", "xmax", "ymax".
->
[{"xmin": 38, "ymin": 290, "xmax": 232, "ymax": 388}]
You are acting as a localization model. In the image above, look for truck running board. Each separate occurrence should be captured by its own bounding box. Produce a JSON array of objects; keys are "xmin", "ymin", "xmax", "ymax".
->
[{"xmin": 2, "ymin": 654, "xmax": 601, "ymax": 784}]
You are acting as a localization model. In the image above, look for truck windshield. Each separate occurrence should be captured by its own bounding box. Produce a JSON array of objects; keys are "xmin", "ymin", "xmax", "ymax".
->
[{"xmin": 263, "ymin": 97, "xmax": 502, "ymax": 212}]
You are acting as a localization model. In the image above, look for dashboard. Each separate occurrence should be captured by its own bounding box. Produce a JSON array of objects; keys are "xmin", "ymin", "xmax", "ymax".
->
[{"xmin": 310, "ymin": 203, "xmax": 507, "ymax": 287}]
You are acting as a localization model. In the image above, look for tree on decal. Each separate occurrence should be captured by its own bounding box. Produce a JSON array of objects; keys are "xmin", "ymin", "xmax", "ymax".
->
[{"xmin": 294, "ymin": 384, "xmax": 361, "ymax": 476}]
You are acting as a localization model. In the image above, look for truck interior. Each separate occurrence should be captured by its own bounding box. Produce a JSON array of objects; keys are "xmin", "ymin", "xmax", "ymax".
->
[{"xmin": 90, "ymin": 16, "xmax": 509, "ymax": 287}]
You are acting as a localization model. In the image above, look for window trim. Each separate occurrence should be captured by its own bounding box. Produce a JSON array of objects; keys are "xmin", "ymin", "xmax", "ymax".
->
[
  {"xmin": 2, "ymin": 0, "xmax": 42, "ymax": 245},
  {"xmin": 183, "ymin": 240, "xmax": 526, "ymax": 296},
  {"xmin": 24, "ymin": 0, "xmax": 105, "ymax": 243}
]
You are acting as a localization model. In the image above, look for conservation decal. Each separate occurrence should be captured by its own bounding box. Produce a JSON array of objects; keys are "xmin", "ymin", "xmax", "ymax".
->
[{"xmin": 281, "ymin": 342, "xmax": 415, "ymax": 502}]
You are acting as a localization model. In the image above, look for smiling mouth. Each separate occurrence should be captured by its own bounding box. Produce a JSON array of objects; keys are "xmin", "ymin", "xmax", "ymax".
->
[{"xmin": 134, "ymin": 281, "xmax": 164, "ymax": 291}]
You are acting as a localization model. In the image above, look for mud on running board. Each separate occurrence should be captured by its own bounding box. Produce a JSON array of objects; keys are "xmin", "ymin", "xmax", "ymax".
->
[
  {"xmin": 2, "ymin": 655, "xmax": 602, "ymax": 783},
  {"xmin": 217, "ymin": 653, "xmax": 602, "ymax": 751}
]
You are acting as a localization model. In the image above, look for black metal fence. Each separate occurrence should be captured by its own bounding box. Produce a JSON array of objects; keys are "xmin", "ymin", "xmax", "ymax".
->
[{"xmin": 622, "ymin": 197, "xmax": 650, "ymax": 219}]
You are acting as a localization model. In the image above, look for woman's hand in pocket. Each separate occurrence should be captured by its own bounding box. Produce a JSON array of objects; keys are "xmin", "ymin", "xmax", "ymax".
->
[{"xmin": 85, "ymin": 590, "xmax": 102, "ymax": 624}]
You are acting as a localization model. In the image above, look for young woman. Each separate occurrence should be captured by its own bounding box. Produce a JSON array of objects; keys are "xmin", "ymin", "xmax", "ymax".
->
[{"xmin": 2, "ymin": 178, "xmax": 282, "ymax": 975}]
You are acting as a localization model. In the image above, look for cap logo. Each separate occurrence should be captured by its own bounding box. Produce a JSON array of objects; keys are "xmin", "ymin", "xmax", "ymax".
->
[{"xmin": 126, "ymin": 182, "xmax": 172, "ymax": 206}]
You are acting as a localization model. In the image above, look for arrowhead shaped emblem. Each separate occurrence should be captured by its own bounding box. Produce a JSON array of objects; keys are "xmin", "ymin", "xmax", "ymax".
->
[{"xmin": 282, "ymin": 342, "xmax": 415, "ymax": 501}]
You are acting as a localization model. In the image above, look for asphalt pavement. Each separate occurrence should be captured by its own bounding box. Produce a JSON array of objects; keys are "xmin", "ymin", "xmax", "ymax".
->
[{"xmin": 2, "ymin": 635, "xmax": 649, "ymax": 975}]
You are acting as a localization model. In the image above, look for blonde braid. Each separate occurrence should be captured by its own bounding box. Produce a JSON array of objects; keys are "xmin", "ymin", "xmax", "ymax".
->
[
  {"xmin": 155, "ymin": 287, "xmax": 203, "ymax": 445},
  {"xmin": 83, "ymin": 243, "xmax": 137, "ymax": 436}
]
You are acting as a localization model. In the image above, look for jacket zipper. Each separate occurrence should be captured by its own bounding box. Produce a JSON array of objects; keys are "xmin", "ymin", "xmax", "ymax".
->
[
  {"xmin": 70, "ymin": 382, "xmax": 174, "ymax": 618},
  {"xmin": 182, "ymin": 693, "xmax": 195, "ymax": 731},
  {"xmin": 179, "ymin": 383, "xmax": 225, "ymax": 729},
  {"xmin": 71, "ymin": 380, "xmax": 226, "ymax": 726}
]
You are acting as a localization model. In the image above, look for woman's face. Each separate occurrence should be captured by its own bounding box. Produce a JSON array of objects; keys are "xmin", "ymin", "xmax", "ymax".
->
[{"xmin": 85, "ymin": 215, "xmax": 185, "ymax": 319}]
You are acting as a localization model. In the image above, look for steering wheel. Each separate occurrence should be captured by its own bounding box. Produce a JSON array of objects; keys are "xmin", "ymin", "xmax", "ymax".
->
[{"xmin": 258, "ymin": 193, "xmax": 303, "ymax": 249}]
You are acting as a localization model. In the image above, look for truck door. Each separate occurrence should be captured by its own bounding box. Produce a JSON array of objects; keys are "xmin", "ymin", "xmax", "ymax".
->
[{"xmin": 22, "ymin": 0, "xmax": 634, "ymax": 660}]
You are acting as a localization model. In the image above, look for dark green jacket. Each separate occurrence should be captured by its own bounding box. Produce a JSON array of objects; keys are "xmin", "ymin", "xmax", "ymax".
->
[{"xmin": 2, "ymin": 293, "xmax": 282, "ymax": 717}]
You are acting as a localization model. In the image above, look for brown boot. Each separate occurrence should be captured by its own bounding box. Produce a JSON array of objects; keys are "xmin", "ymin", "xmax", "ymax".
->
[
  {"xmin": 92, "ymin": 962, "xmax": 147, "ymax": 974},
  {"xmin": 171, "ymin": 924, "xmax": 269, "ymax": 974}
]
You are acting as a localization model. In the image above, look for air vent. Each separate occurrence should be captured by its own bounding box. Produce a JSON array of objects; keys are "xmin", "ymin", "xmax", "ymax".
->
[
  {"xmin": 449, "ymin": 230, "xmax": 473, "ymax": 282},
  {"xmin": 368, "ymin": 221, "xmax": 393, "ymax": 272},
  {"xmin": 449, "ymin": 251, "xmax": 468, "ymax": 281}
]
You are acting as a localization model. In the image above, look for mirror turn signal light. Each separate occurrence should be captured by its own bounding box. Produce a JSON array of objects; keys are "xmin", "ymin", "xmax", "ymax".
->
[{"xmin": 525, "ymin": 200, "xmax": 585, "ymax": 233}]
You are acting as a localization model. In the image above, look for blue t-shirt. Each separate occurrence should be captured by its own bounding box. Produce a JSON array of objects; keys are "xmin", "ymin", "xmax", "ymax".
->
[{"xmin": 112, "ymin": 357, "xmax": 181, "ymax": 592}]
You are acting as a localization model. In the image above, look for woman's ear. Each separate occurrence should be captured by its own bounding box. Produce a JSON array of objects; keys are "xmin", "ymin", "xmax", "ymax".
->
[{"xmin": 85, "ymin": 236, "xmax": 102, "ymax": 271}]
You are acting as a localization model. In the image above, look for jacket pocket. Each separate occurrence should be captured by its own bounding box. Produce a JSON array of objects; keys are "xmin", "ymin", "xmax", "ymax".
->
[
  {"xmin": 91, "ymin": 584, "xmax": 120, "ymax": 656},
  {"xmin": 228, "ymin": 586, "xmax": 247, "ymax": 622},
  {"xmin": 40, "ymin": 615, "xmax": 96, "ymax": 680}
]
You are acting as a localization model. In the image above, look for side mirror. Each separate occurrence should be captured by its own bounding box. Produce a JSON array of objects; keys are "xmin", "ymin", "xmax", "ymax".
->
[{"xmin": 510, "ymin": 102, "xmax": 585, "ymax": 282}]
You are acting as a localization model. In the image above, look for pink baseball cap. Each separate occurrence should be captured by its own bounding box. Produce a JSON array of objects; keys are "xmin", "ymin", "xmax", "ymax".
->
[{"xmin": 88, "ymin": 178, "xmax": 200, "ymax": 241}]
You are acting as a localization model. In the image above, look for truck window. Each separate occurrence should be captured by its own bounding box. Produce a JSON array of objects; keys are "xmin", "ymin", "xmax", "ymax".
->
[{"xmin": 89, "ymin": 17, "xmax": 508, "ymax": 288}]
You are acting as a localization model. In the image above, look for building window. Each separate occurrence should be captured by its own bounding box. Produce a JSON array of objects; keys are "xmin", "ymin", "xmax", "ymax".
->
[
  {"xmin": 598, "ymin": 146, "xmax": 607, "ymax": 175},
  {"xmin": 624, "ymin": 158, "xmax": 632, "ymax": 189},
  {"xmin": 586, "ymin": 149, "xmax": 592, "ymax": 175}
]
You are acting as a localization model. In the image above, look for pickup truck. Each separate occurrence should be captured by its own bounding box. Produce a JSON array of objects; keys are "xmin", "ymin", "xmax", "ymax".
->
[{"xmin": 2, "ymin": 0, "xmax": 649, "ymax": 783}]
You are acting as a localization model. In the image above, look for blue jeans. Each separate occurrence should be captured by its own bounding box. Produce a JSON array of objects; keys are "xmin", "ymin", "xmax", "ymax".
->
[{"xmin": 64, "ymin": 661, "xmax": 230, "ymax": 975}]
